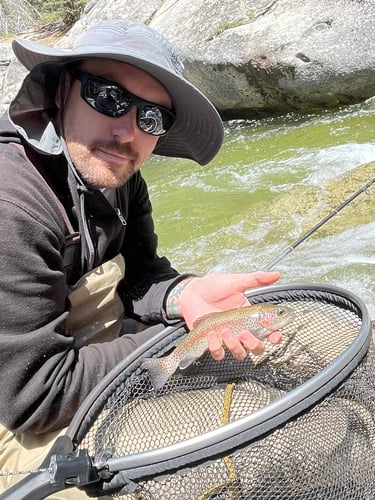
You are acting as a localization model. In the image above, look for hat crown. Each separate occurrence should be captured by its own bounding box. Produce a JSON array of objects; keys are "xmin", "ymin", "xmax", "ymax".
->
[{"xmin": 75, "ymin": 20, "xmax": 184, "ymax": 77}]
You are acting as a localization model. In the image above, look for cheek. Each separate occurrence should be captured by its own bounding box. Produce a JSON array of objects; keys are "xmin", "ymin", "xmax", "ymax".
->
[
  {"xmin": 138, "ymin": 134, "xmax": 159, "ymax": 161},
  {"xmin": 63, "ymin": 100, "xmax": 102, "ymax": 143},
  {"xmin": 63, "ymin": 93, "xmax": 82, "ymax": 131}
]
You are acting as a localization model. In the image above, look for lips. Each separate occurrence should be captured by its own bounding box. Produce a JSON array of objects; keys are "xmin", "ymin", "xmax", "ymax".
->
[{"xmin": 96, "ymin": 147, "xmax": 131, "ymax": 164}]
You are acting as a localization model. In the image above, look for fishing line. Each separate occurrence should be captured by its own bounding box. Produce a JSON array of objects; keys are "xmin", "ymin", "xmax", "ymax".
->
[{"xmin": 262, "ymin": 175, "xmax": 375, "ymax": 271}]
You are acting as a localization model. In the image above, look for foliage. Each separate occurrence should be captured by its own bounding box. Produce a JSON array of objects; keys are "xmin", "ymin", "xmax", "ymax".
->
[
  {"xmin": 207, "ymin": 11, "xmax": 256, "ymax": 42},
  {"xmin": 0, "ymin": 0, "xmax": 89, "ymax": 34},
  {"xmin": 29, "ymin": 0, "xmax": 88, "ymax": 25},
  {"xmin": 209, "ymin": 20, "xmax": 245, "ymax": 40}
]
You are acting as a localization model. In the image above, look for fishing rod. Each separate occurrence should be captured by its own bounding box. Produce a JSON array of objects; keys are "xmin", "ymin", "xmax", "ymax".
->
[{"xmin": 262, "ymin": 174, "xmax": 375, "ymax": 271}]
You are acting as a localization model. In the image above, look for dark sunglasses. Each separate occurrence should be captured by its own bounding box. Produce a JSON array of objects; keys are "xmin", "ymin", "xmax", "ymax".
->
[{"xmin": 70, "ymin": 70, "xmax": 176, "ymax": 136}]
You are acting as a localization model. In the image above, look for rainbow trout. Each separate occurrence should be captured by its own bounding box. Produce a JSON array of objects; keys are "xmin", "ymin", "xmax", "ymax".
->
[{"xmin": 142, "ymin": 304, "xmax": 295, "ymax": 390}]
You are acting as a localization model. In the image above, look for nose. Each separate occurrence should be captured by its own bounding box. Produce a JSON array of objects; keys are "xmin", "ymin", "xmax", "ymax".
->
[{"xmin": 111, "ymin": 106, "xmax": 138, "ymax": 141}]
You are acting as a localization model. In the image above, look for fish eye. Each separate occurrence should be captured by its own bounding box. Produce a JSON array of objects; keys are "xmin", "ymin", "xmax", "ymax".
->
[{"xmin": 277, "ymin": 307, "xmax": 287, "ymax": 316}]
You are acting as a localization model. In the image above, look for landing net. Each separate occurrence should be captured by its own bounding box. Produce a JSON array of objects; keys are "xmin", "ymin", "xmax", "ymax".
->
[{"xmin": 67, "ymin": 283, "xmax": 374, "ymax": 499}]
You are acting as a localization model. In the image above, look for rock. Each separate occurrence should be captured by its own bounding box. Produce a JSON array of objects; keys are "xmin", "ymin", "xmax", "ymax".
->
[
  {"xmin": 150, "ymin": 0, "xmax": 375, "ymax": 118},
  {"xmin": 0, "ymin": 0, "xmax": 374, "ymax": 118}
]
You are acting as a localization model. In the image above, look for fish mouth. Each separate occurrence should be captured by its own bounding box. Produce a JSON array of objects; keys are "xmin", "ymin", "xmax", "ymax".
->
[
  {"xmin": 275, "ymin": 314, "xmax": 295, "ymax": 331},
  {"xmin": 258, "ymin": 310, "xmax": 295, "ymax": 334}
]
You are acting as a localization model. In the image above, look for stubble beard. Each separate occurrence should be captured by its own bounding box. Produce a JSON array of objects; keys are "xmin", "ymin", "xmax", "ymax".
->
[{"xmin": 69, "ymin": 139, "xmax": 141, "ymax": 189}]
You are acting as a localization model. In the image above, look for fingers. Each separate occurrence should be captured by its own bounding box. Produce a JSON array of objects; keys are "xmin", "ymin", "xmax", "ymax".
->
[
  {"xmin": 207, "ymin": 331, "xmax": 225, "ymax": 360},
  {"xmin": 237, "ymin": 330, "xmax": 265, "ymax": 356},
  {"xmin": 222, "ymin": 328, "xmax": 249, "ymax": 359},
  {"xmin": 207, "ymin": 328, "xmax": 266, "ymax": 361},
  {"xmin": 226, "ymin": 271, "xmax": 281, "ymax": 292},
  {"xmin": 267, "ymin": 330, "xmax": 283, "ymax": 344},
  {"xmin": 252, "ymin": 271, "xmax": 281, "ymax": 285}
]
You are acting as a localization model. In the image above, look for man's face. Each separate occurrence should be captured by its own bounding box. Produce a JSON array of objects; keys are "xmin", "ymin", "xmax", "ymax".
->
[{"xmin": 57, "ymin": 59, "xmax": 173, "ymax": 188}]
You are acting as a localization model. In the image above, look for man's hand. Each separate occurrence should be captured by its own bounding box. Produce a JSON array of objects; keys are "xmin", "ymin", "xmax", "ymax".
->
[{"xmin": 168, "ymin": 271, "xmax": 282, "ymax": 360}]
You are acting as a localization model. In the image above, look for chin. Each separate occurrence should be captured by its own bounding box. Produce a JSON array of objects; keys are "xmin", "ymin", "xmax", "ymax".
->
[
  {"xmin": 81, "ymin": 165, "xmax": 133, "ymax": 189},
  {"xmin": 91, "ymin": 175, "xmax": 128, "ymax": 189}
]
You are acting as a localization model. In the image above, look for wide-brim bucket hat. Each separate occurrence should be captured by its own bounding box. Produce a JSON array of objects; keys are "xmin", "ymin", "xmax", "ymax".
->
[{"xmin": 11, "ymin": 19, "xmax": 224, "ymax": 165}]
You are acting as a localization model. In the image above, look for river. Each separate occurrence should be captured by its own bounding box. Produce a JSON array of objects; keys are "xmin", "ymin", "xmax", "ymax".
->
[{"xmin": 143, "ymin": 98, "xmax": 375, "ymax": 319}]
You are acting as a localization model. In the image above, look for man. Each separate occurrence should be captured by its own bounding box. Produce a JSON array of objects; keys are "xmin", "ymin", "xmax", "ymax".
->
[{"xmin": 0, "ymin": 19, "xmax": 281, "ymax": 495}]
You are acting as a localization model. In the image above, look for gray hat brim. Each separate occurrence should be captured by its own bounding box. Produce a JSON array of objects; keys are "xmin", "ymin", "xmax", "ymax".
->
[{"xmin": 11, "ymin": 33, "xmax": 224, "ymax": 165}]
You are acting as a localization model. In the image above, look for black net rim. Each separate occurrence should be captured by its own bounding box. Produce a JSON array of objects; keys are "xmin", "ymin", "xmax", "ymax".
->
[{"xmin": 66, "ymin": 282, "xmax": 371, "ymax": 480}]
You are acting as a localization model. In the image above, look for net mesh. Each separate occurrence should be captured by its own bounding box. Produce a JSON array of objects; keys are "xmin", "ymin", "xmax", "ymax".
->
[{"xmin": 75, "ymin": 287, "xmax": 375, "ymax": 499}]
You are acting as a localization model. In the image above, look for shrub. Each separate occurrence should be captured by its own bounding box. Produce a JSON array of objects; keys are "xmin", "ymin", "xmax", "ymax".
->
[{"xmin": 0, "ymin": 0, "xmax": 89, "ymax": 34}]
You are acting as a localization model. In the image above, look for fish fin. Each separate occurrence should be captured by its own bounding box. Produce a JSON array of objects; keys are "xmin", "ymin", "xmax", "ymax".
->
[
  {"xmin": 141, "ymin": 357, "xmax": 177, "ymax": 391},
  {"xmin": 178, "ymin": 355, "xmax": 197, "ymax": 370},
  {"xmin": 258, "ymin": 318, "xmax": 271, "ymax": 329},
  {"xmin": 250, "ymin": 326, "xmax": 269, "ymax": 338}
]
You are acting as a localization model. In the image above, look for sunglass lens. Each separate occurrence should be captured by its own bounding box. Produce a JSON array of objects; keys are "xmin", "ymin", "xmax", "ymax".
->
[
  {"xmin": 138, "ymin": 106, "xmax": 166, "ymax": 135},
  {"xmin": 85, "ymin": 80, "xmax": 131, "ymax": 117}
]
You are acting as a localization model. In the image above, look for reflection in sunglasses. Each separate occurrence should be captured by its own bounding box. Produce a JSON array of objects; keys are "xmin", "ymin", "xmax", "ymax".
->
[{"xmin": 71, "ymin": 71, "xmax": 176, "ymax": 136}]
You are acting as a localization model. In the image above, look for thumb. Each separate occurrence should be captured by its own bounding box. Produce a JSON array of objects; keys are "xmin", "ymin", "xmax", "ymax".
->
[{"xmin": 244, "ymin": 271, "xmax": 281, "ymax": 289}]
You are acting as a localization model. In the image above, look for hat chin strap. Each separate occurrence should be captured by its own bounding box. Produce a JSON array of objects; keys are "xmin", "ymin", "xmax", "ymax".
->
[
  {"xmin": 60, "ymin": 137, "xmax": 97, "ymax": 272},
  {"xmin": 58, "ymin": 67, "xmax": 97, "ymax": 272}
]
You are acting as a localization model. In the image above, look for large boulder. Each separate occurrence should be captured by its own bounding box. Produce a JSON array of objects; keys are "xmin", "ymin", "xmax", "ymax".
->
[
  {"xmin": 157, "ymin": 0, "xmax": 375, "ymax": 118},
  {"xmin": 0, "ymin": 0, "xmax": 374, "ymax": 118}
]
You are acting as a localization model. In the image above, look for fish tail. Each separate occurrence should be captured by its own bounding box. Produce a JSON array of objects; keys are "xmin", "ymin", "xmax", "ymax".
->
[{"xmin": 141, "ymin": 356, "xmax": 177, "ymax": 391}]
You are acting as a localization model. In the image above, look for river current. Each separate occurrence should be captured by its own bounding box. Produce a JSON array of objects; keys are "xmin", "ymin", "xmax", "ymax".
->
[{"xmin": 143, "ymin": 99, "xmax": 375, "ymax": 318}]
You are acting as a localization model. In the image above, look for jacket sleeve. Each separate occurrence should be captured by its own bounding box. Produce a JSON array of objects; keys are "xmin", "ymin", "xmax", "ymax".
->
[
  {"xmin": 0, "ymin": 148, "xmax": 180, "ymax": 434},
  {"xmin": 118, "ymin": 171, "xmax": 190, "ymax": 323}
]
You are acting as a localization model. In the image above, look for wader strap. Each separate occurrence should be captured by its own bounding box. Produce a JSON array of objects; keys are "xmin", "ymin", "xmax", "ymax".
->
[{"xmin": 66, "ymin": 254, "xmax": 126, "ymax": 347}]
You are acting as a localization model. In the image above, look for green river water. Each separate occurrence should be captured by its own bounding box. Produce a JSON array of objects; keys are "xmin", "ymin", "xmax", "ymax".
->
[{"xmin": 143, "ymin": 98, "xmax": 375, "ymax": 318}]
